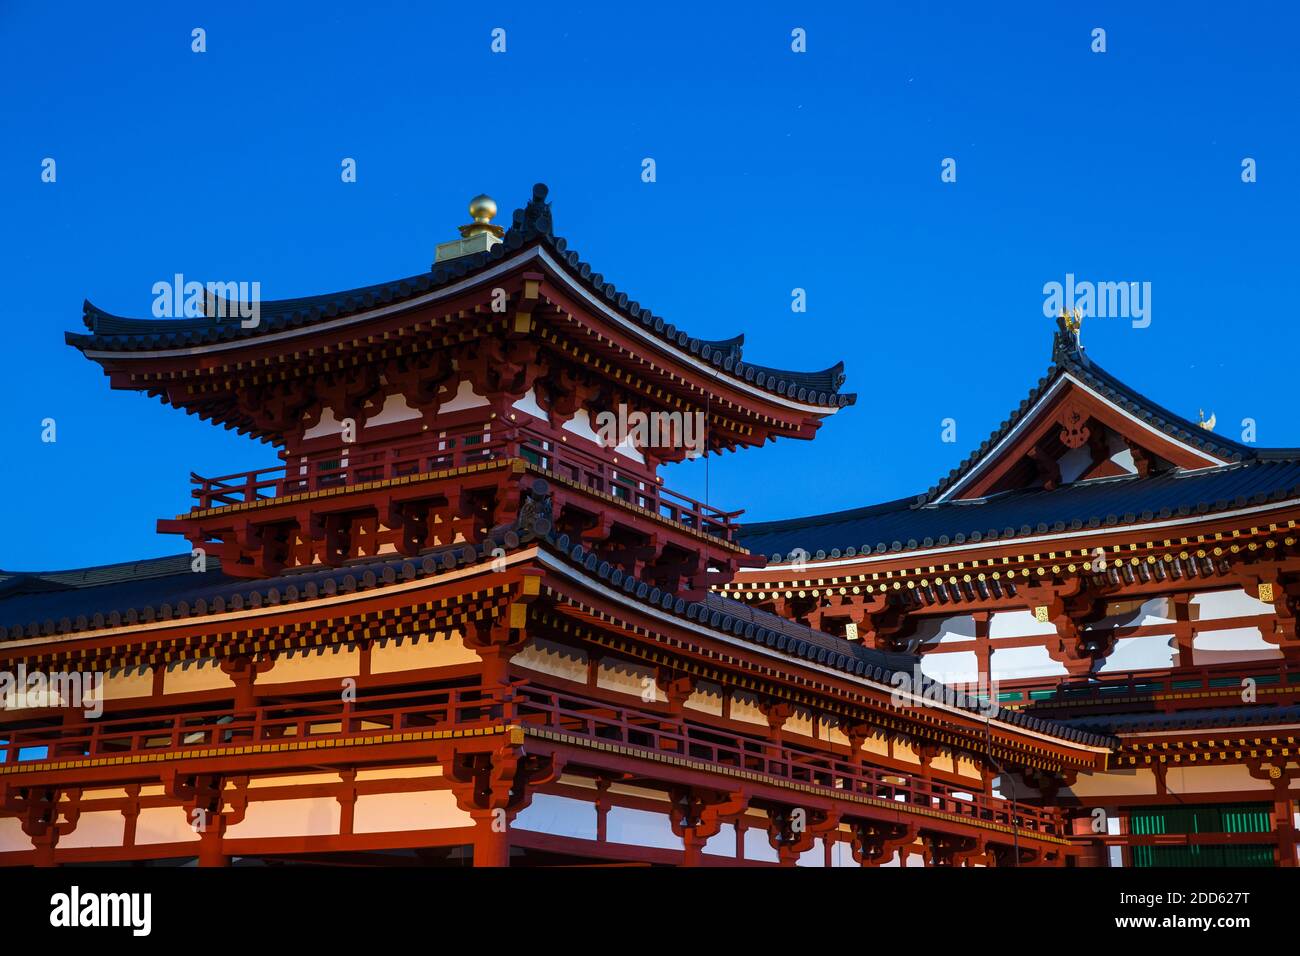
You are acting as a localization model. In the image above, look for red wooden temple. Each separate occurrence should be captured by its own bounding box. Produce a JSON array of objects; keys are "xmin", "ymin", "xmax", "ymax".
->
[{"xmin": 0, "ymin": 184, "xmax": 1288, "ymax": 867}]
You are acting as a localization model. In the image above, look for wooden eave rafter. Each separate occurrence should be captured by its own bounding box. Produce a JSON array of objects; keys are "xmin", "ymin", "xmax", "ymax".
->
[
  {"xmin": 529, "ymin": 320, "xmax": 759, "ymax": 453},
  {"xmin": 532, "ymin": 276, "xmax": 819, "ymax": 443},
  {"xmin": 1112, "ymin": 728, "xmax": 1300, "ymax": 770}
]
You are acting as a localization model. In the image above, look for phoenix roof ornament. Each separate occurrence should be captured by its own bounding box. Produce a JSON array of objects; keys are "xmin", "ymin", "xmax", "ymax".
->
[{"xmin": 1052, "ymin": 307, "xmax": 1085, "ymax": 361}]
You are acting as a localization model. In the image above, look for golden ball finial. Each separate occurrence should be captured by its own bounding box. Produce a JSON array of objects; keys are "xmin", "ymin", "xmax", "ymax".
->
[{"xmin": 468, "ymin": 194, "xmax": 497, "ymax": 225}]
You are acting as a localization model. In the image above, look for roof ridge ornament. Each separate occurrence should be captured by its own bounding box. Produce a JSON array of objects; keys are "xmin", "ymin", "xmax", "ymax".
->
[
  {"xmin": 1198, "ymin": 408, "xmax": 1217, "ymax": 431},
  {"xmin": 1052, "ymin": 308, "xmax": 1085, "ymax": 364},
  {"xmin": 459, "ymin": 194, "xmax": 505, "ymax": 240},
  {"xmin": 504, "ymin": 182, "xmax": 554, "ymax": 244},
  {"xmin": 434, "ymin": 193, "xmax": 505, "ymax": 264}
]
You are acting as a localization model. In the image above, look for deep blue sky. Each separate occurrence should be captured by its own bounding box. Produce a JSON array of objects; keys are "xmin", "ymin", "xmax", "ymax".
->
[{"xmin": 2, "ymin": 1, "xmax": 1296, "ymax": 570}]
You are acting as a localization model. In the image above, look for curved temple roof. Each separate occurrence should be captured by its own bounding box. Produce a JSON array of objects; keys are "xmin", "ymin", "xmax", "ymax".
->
[
  {"xmin": 66, "ymin": 183, "xmax": 855, "ymax": 411},
  {"xmin": 923, "ymin": 325, "xmax": 1259, "ymax": 504},
  {"xmin": 0, "ymin": 533, "xmax": 1114, "ymax": 752},
  {"xmin": 738, "ymin": 326, "xmax": 1300, "ymax": 562},
  {"xmin": 739, "ymin": 457, "xmax": 1300, "ymax": 561}
]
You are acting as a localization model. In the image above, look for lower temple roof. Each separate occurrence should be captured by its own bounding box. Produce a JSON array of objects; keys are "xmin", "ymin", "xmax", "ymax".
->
[
  {"xmin": 1055, "ymin": 703, "xmax": 1300, "ymax": 735},
  {"xmin": 737, "ymin": 457, "xmax": 1300, "ymax": 562},
  {"xmin": 0, "ymin": 491, "xmax": 1113, "ymax": 751}
]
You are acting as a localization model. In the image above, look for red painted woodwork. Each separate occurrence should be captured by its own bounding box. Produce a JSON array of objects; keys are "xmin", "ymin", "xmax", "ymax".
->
[{"xmin": 0, "ymin": 677, "xmax": 1065, "ymax": 840}]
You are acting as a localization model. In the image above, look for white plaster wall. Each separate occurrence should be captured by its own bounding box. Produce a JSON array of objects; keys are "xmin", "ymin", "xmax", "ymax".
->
[
  {"xmin": 58, "ymin": 811, "xmax": 126, "ymax": 849},
  {"xmin": 611, "ymin": 437, "xmax": 645, "ymax": 465},
  {"xmin": 512, "ymin": 636, "xmax": 589, "ymax": 683},
  {"xmin": 1106, "ymin": 431, "xmax": 1139, "ymax": 474},
  {"xmin": 561, "ymin": 409, "xmax": 602, "ymax": 445},
  {"xmin": 1098, "ymin": 635, "xmax": 1178, "ymax": 673},
  {"xmin": 1058, "ymin": 431, "xmax": 1137, "ymax": 483},
  {"xmin": 742, "ymin": 825, "xmax": 779, "ymax": 863},
  {"xmin": 302, "ymin": 406, "xmax": 345, "ymax": 441},
  {"xmin": 914, "ymin": 614, "xmax": 977, "ymax": 648},
  {"xmin": 163, "ymin": 657, "xmax": 230, "ymax": 695},
  {"xmin": 0, "ymin": 817, "xmax": 31, "ymax": 852},
  {"xmin": 1192, "ymin": 588, "xmax": 1274, "ymax": 619},
  {"xmin": 513, "ymin": 793, "xmax": 598, "ymax": 841},
  {"xmin": 103, "ymin": 666, "xmax": 154, "ymax": 702},
  {"xmin": 364, "ymin": 393, "xmax": 421, "ymax": 428},
  {"xmin": 786, "ymin": 707, "xmax": 815, "ymax": 739},
  {"xmin": 685, "ymin": 680, "xmax": 724, "ymax": 717},
  {"xmin": 796, "ymin": 839, "xmax": 826, "ymax": 867},
  {"xmin": 702, "ymin": 822, "xmax": 737, "ymax": 858},
  {"xmin": 604, "ymin": 806, "xmax": 681, "ymax": 850},
  {"xmin": 597, "ymin": 657, "xmax": 664, "ymax": 702},
  {"xmin": 134, "ymin": 807, "xmax": 201, "ymax": 845},
  {"xmin": 247, "ymin": 773, "xmax": 342, "ymax": 789},
  {"xmin": 258, "ymin": 646, "xmax": 360, "ymax": 685},
  {"xmin": 351, "ymin": 789, "xmax": 472, "ymax": 833},
  {"xmin": 1193, "ymin": 625, "xmax": 1280, "ymax": 664},
  {"xmin": 1061, "ymin": 768, "xmax": 1159, "ymax": 800},
  {"xmin": 920, "ymin": 650, "xmax": 981, "ymax": 685},
  {"xmin": 1166, "ymin": 763, "xmax": 1263, "ymax": 794},
  {"xmin": 989, "ymin": 644, "xmax": 1067, "ymax": 681},
  {"xmin": 370, "ymin": 630, "xmax": 479, "ymax": 674},
  {"xmin": 224, "ymin": 798, "xmax": 341, "ymax": 840},
  {"xmin": 511, "ymin": 387, "xmax": 547, "ymax": 421},
  {"xmin": 1087, "ymin": 596, "xmax": 1173, "ymax": 630},
  {"xmin": 1058, "ymin": 444, "xmax": 1093, "ymax": 484},
  {"xmin": 989, "ymin": 609, "xmax": 1057, "ymax": 638},
  {"xmin": 829, "ymin": 839, "xmax": 857, "ymax": 867},
  {"xmin": 355, "ymin": 766, "xmax": 442, "ymax": 781},
  {"xmin": 730, "ymin": 692, "xmax": 766, "ymax": 726},
  {"xmin": 437, "ymin": 379, "xmax": 489, "ymax": 414}
]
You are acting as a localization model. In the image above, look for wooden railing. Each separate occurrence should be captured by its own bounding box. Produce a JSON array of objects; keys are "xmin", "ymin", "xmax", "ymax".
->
[
  {"xmin": 0, "ymin": 681, "xmax": 1061, "ymax": 837},
  {"xmin": 190, "ymin": 433, "xmax": 507, "ymax": 509},
  {"xmin": 0, "ymin": 685, "xmax": 496, "ymax": 762},
  {"xmin": 508, "ymin": 684, "xmax": 1062, "ymax": 835},
  {"xmin": 189, "ymin": 429, "xmax": 741, "ymax": 541},
  {"xmin": 518, "ymin": 435, "xmax": 739, "ymax": 539}
]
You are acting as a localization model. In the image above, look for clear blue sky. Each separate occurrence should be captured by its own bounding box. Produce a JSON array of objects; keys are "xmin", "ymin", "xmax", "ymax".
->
[{"xmin": 2, "ymin": 1, "xmax": 1296, "ymax": 570}]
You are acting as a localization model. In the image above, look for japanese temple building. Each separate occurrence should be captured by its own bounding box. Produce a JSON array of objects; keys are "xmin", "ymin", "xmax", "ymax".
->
[{"xmin": 0, "ymin": 184, "xmax": 1294, "ymax": 867}]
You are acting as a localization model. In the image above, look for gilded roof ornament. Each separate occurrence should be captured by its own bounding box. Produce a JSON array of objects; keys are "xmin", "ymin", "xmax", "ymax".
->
[
  {"xmin": 1052, "ymin": 308, "xmax": 1085, "ymax": 362},
  {"xmin": 459, "ymin": 194, "xmax": 505, "ymax": 239}
]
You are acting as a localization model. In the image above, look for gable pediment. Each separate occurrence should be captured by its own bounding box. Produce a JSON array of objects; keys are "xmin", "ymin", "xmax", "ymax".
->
[{"xmin": 932, "ymin": 347, "xmax": 1250, "ymax": 504}]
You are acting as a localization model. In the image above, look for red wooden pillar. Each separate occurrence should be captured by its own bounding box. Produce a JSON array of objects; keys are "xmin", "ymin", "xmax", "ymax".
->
[
  {"xmin": 470, "ymin": 808, "xmax": 511, "ymax": 868},
  {"xmin": 681, "ymin": 830, "xmax": 709, "ymax": 867},
  {"xmin": 971, "ymin": 611, "xmax": 992, "ymax": 691},
  {"xmin": 1172, "ymin": 594, "xmax": 1195, "ymax": 668},
  {"xmin": 30, "ymin": 830, "xmax": 59, "ymax": 868},
  {"xmin": 760, "ymin": 700, "xmax": 792, "ymax": 766},
  {"xmin": 1273, "ymin": 786, "xmax": 1296, "ymax": 867},
  {"xmin": 197, "ymin": 827, "xmax": 230, "ymax": 867},
  {"xmin": 595, "ymin": 778, "xmax": 611, "ymax": 844}
]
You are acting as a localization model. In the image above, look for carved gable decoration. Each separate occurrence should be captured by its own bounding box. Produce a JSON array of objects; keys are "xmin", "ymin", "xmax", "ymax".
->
[{"xmin": 936, "ymin": 364, "xmax": 1243, "ymax": 503}]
